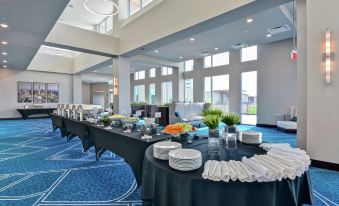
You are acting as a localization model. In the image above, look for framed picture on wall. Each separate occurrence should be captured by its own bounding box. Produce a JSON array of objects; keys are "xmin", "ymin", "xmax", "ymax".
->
[
  {"xmin": 33, "ymin": 82, "xmax": 46, "ymax": 103},
  {"xmin": 47, "ymin": 83, "xmax": 59, "ymax": 103},
  {"xmin": 17, "ymin": 81, "xmax": 32, "ymax": 103}
]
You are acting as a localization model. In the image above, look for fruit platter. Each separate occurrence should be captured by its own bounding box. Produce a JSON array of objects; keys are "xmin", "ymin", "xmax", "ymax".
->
[{"xmin": 162, "ymin": 123, "xmax": 197, "ymax": 137}]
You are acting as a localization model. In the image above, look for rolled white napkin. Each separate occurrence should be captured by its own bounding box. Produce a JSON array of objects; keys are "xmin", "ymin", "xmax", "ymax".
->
[
  {"xmin": 229, "ymin": 160, "xmax": 248, "ymax": 182},
  {"xmin": 267, "ymin": 153, "xmax": 303, "ymax": 177},
  {"xmin": 238, "ymin": 162, "xmax": 256, "ymax": 182},
  {"xmin": 212, "ymin": 162, "xmax": 222, "ymax": 181},
  {"xmin": 220, "ymin": 161, "xmax": 230, "ymax": 182},
  {"xmin": 260, "ymin": 143, "xmax": 290, "ymax": 151},
  {"xmin": 268, "ymin": 149, "xmax": 310, "ymax": 172},
  {"xmin": 208, "ymin": 160, "xmax": 218, "ymax": 180},
  {"xmin": 242, "ymin": 157, "xmax": 269, "ymax": 181},
  {"xmin": 225, "ymin": 161, "xmax": 237, "ymax": 181},
  {"xmin": 202, "ymin": 160, "xmax": 211, "ymax": 179},
  {"xmin": 255, "ymin": 155, "xmax": 287, "ymax": 179},
  {"xmin": 241, "ymin": 161, "xmax": 264, "ymax": 182},
  {"xmin": 251, "ymin": 156, "xmax": 284, "ymax": 181},
  {"xmin": 262, "ymin": 155, "xmax": 296, "ymax": 179}
]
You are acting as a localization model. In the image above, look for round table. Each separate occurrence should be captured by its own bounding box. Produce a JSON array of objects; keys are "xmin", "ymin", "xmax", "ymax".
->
[{"xmin": 141, "ymin": 138, "xmax": 312, "ymax": 206}]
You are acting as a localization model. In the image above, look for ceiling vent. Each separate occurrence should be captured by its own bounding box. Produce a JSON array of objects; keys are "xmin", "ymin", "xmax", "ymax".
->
[
  {"xmin": 231, "ymin": 43, "xmax": 248, "ymax": 50},
  {"xmin": 268, "ymin": 24, "xmax": 291, "ymax": 35},
  {"xmin": 199, "ymin": 51, "xmax": 212, "ymax": 56}
]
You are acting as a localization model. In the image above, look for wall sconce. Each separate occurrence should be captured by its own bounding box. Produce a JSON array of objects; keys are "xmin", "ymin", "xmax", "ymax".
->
[
  {"xmin": 113, "ymin": 77, "xmax": 118, "ymax": 95},
  {"xmin": 325, "ymin": 29, "xmax": 332, "ymax": 84}
]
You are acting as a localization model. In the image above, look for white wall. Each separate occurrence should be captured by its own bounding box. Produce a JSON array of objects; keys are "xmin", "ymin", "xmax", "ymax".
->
[
  {"xmin": 0, "ymin": 69, "xmax": 73, "ymax": 118},
  {"xmin": 298, "ymin": 0, "xmax": 339, "ymax": 164},
  {"xmin": 82, "ymin": 83, "xmax": 91, "ymax": 104}
]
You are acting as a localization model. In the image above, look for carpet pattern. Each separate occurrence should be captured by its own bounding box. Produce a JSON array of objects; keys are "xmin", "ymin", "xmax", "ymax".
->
[{"xmin": 0, "ymin": 119, "xmax": 338, "ymax": 206}]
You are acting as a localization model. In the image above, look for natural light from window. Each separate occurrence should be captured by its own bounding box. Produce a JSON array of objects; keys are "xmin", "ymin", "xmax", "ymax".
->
[
  {"xmin": 212, "ymin": 52, "xmax": 229, "ymax": 67},
  {"xmin": 134, "ymin": 85, "xmax": 145, "ymax": 102},
  {"xmin": 241, "ymin": 45, "xmax": 258, "ymax": 62},
  {"xmin": 161, "ymin": 81, "xmax": 173, "ymax": 104},
  {"xmin": 149, "ymin": 83, "xmax": 156, "ymax": 105},
  {"xmin": 185, "ymin": 60, "xmax": 194, "ymax": 72},
  {"xmin": 129, "ymin": 0, "xmax": 153, "ymax": 16},
  {"xmin": 149, "ymin": 68, "xmax": 156, "ymax": 78},
  {"xmin": 161, "ymin": 67, "xmax": 172, "ymax": 76},
  {"xmin": 184, "ymin": 79, "xmax": 194, "ymax": 103},
  {"xmin": 204, "ymin": 56, "xmax": 212, "ymax": 68},
  {"xmin": 134, "ymin": 70, "xmax": 145, "ymax": 80}
]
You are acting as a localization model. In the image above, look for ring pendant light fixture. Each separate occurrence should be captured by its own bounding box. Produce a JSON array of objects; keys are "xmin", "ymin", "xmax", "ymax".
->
[{"xmin": 83, "ymin": 0, "xmax": 119, "ymax": 16}]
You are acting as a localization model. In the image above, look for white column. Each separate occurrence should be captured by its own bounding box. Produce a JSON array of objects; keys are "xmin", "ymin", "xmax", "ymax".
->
[
  {"xmin": 113, "ymin": 57, "xmax": 131, "ymax": 115},
  {"xmin": 72, "ymin": 74, "xmax": 82, "ymax": 104}
]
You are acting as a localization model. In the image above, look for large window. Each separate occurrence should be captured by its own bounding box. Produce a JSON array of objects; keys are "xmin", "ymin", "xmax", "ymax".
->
[
  {"xmin": 161, "ymin": 67, "xmax": 172, "ymax": 76},
  {"xmin": 204, "ymin": 52, "xmax": 229, "ymax": 68},
  {"xmin": 129, "ymin": 0, "xmax": 153, "ymax": 16},
  {"xmin": 149, "ymin": 68, "xmax": 156, "ymax": 78},
  {"xmin": 134, "ymin": 70, "xmax": 145, "ymax": 80},
  {"xmin": 184, "ymin": 60, "xmax": 194, "ymax": 72},
  {"xmin": 204, "ymin": 56, "xmax": 212, "ymax": 68},
  {"xmin": 204, "ymin": 75, "xmax": 230, "ymax": 113},
  {"xmin": 212, "ymin": 52, "xmax": 229, "ymax": 67},
  {"xmin": 241, "ymin": 45, "xmax": 258, "ymax": 62},
  {"xmin": 184, "ymin": 79, "xmax": 194, "ymax": 103},
  {"xmin": 161, "ymin": 81, "xmax": 173, "ymax": 104},
  {"xmin": 241, "ymin": 71, "xmax": 257, "ymax": 125},
  {"xmin": 134, "ymin": 85, "xmax": 145, "ymax": 103},
  {"xmin": 96, "ymin": 16, "xmax": 113, "ymax": 34},
  {"xmin": 149, "ymin": 83, "xmax": 156, "ymax": 105}
]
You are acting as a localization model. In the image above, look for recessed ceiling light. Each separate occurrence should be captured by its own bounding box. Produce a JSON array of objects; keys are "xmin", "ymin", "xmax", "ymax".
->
[
  {"xmin": 0, "ymin": 23, "xmax": 8, "ymax": 28},
  {"xmin": 244, "ymin": 30, "xmax": 248, "ymax": 33},
  {"xmin": 189, "ymin": 38, "xmax": 195, "ymax": 42},
  {"xmin": 2, "ymin": 52, "xmax": 7, "ymax": 55},
  {"xmin": 246, "ymin": 18, "xmax": 253, "ymax": 23},
  {"xmin": 266, "ymin": 34, "xmax": 272, "ymax": 38},
  {"xmin": 109, "ymin": 65, "xmax": 112, "ymax": 67},
  {"xmin": 3, "ymin": 65, "xmax": 7, "ymax": 68},
  {"xmin": 94, "ymin": 70, "xmax": 97, "ymax": 73},
  {"xmin": 1, "ymin": 41, "xmax": 8, "ymax": 45},
  {"xmin": 3, "ymin": 60, "xmax": 7, "ymax": 63},
  {"xmin": 179, "ymin": 56, "xmax": 183, "ymax": 59},
  {"xmin": 214, "ymin": 48, "xmax": 219, "ymax": 51},
  {"xmin": 154, "ymin": 50, "xmax": 159, "ymax": 53}
]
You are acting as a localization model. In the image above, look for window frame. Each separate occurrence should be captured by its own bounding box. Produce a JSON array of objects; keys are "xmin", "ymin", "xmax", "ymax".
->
[
  {"xmin": 129, "ymin": 0, "xmax": 154, "ymax": 16},
  {"xmin": 149, "ymin": 68, "xmax": 156, "ymax": 78},
  {"xmin": 161, "ymin": 67, "xmax": 173, "ymax": 76}
]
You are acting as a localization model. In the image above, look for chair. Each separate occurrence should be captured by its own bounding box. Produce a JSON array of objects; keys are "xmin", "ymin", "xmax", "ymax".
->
[{"xmin": 277, "ymin": 106, "xmax": 297, "ymax": 132}]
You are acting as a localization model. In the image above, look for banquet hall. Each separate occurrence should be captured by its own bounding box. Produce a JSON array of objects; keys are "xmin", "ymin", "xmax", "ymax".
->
[{"xmin": 0, "ymin": 0, "xmax": 338, "ymax": 206}]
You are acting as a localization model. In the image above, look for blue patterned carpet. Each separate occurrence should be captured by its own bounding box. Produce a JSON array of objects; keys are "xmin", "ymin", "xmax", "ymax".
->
[{"xmin": 0, "ymin": 119, "xmax": 337, "ymax": 206}]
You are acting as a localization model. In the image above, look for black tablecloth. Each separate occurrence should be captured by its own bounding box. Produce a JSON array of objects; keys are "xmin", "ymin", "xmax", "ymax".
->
[
  {"xmin": 87, "ymin": 125, "xmax": 171, "ymax": 186},
  {"xmin": 141, "ymin": 138, "xmax": 313, "ymax": 206},
  {"xmin": 17, "ymin": 108, "xmax": 56, "ymax": 119},
  {"xmin": 63, "ymin": 117, "xmax": 94, "ymax": 152},
  {"xmin": 50, "ymin": 113, "xmax": 67, "ymax": 137}
]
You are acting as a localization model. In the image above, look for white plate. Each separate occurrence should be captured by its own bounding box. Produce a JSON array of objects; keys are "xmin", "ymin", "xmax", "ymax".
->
[
  {"xmin": 153, "ymin": 141, "xmax": 182, "ymax": 160},
  {"xmin": 168, "ymin": 149, "xmax": 201, "ymax": 160}
]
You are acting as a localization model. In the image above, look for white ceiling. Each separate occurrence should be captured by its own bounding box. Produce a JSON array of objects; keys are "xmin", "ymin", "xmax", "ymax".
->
[
  {"xmin": 38, "ymin": 45, "xmax": 80, "ymax": 58},
  {"xmin": 59, "ymin": 0, "xmax": 113, "ymax": 31},
  {"xmin": 144, "ymin": 2, "xmax": 295, "ymax": 62},
  {"xmin": 81, "ymin": 72, "xmax": 112, "ymax": 83}
]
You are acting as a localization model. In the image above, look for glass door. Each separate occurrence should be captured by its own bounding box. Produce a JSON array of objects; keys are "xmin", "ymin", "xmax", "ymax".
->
[{"xmin": 241, "ymin": 71, "xmax": 257, "ymax": 125}]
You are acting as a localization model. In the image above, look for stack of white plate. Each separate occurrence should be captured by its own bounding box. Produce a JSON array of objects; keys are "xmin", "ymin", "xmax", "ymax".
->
[
  {"xmin": 153, "ymin": 141, "xmax": 182, "ymax": 160},
  {"xmin": 169, "ymin": 149, "xmax": 202, "ymax": 171},
  {"xmin": 241, "ymin": 131, "xmax": 263, "ymax": 145}
]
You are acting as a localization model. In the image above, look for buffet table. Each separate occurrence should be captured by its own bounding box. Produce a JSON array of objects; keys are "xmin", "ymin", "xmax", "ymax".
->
[
  {"xmin": 17, "ymin": 108, "xmax": 56, "ymax": 119},
  {"xmin": 141, "ymin": 138, "xmax": 312, "ymax": 206},
  {"xmin": 87, "ymin": 125, "xmax": 170, "ymax": 186},
  {"xmin": 50, "ymin": 113, "xmax": 67, "ymax": 137},
  {"xmin": 63, "ymin": 117, "xmax": 94, "ymax": 152}
]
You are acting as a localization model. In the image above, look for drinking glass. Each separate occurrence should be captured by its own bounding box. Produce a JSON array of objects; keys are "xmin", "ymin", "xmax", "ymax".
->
[{"xmin": 226, "ymin": 133, "xmax": 237, "ymax": 149}]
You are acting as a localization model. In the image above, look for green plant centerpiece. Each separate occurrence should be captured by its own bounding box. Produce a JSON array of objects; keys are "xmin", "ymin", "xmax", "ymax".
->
[
  {"xmin": 202, "ymin": 108, "xmax": 224, "ymax": 118},
  {"xmin": 100, "ymin": 115, "xmax": 112, "ymax": 127},
  {"xmin": 202, "ymin": 115, "xmax": 220, "ymax": 138},
  {"xmin": 221, "ymin": 112, "xmax": 240, "ymax": 133}
]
